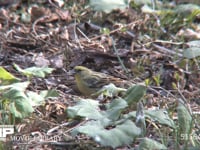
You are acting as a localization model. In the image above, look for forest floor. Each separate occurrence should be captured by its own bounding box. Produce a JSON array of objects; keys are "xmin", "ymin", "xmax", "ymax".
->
[{"xmin": 0, "ymin": 0, "xmax": 200, "ymax": 149}]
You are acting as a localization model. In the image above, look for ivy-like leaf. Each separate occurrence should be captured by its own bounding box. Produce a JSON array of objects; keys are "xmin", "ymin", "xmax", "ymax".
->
[
  {"xmin": 139, "ymin": 138, "xmax": 167, "ymax": 150},
  {"xmin": 27, "ymin": 91, "xmax": 45, "ymax": 106},
  {"xmin": 0, "ymin": 82, "xmax": 29, "ymax": 91},
  {"xmin": 123, "ymin": 84, "xmax": 146, "ymax": 105},
  {"xmin": 72, "ymin": 120, "xmax": 141, "ymax": 148},
  {"xmin": 124, "ymin": 109, "xmax": 175, "ymax": 129},
  {"xmin": 14, "ymin": 64, "xmax": 54, "ymax": 78},
  {"xmin": 183, "ymin": 47, "xmax": 200, "ymax": 59},
  {"xmin": 145, "ymin": 109, "xmax": 175, "ymax": 128},
  {"xmin": 186, "ymin": 40, "xmax": 200, "ymax": 48},
  {"xmin": 40, "ymin": 90, "xmax": 59, "ymax": 98},
  {"xmin": 67, "ymin": 99, "xmax": 104, "ymax": 120},
  {"xmin": 103, "ymin": 98, "xmax": 128, "ymax": 121},
  {"xmin": 5, "ymin": 89, "xmax": 34, "ymax": 119}
]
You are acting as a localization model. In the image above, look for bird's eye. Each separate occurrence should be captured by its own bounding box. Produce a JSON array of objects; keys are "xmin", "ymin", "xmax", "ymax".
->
[{"xmin": 75, "ymin": 69, "xmax": 81, "ymax": 73}]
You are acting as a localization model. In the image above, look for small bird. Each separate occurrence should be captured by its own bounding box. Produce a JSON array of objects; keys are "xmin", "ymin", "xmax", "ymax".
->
[{"xmin": 74, "ymin": 66, "xmax": 129, "ymax": 96}]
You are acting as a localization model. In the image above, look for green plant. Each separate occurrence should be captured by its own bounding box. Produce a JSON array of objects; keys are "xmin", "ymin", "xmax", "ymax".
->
[
  {"xmin": 66, "ymin": 82, "xmax": 198, "ymax": 149},
  {"xmin": 0, "ymin": 66, "xmax": 57, "ymax": 124},
  {"xmin": 67, "ymin": 84, "xmax": 172, "ymax": 148}
]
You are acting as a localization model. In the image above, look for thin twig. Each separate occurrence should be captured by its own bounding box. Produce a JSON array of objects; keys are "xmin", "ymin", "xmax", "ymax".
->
[
  {"xmin": 111, "ymin": 37, "xmax": 128, "ymax": 73},
  {"xmin": 152, "ymin": 43, "xmax": 183, "ymax": 57}
]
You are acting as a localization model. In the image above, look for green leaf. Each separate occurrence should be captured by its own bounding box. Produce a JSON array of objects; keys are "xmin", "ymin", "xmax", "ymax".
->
[
  {"xmin": 11, "ymin": 98, "xmax": 34, "ymax": 119},
  {"xmin": 141, "ymin": 5, "xmax": 159, "ymax": 14},
  {"xmin": 133, "ymin": 0, "xmax": 152, "ymax": 6},
  {"xmin": 0, "ymin": 82, "xmax": 52, "ymax": 120},
  {"xmin": 3, "ymin": 87, "xmax": 27, "ymax": 101},
  {"xmin": 67, "ymin": 98, "xmax": 128, "ymax": 121},
  {"xmin": 14, "ymin": 64, "xmax": 54, "ymax": 78},
  {"xmin": 40, "ymin": 90, "xmax": 59, "ymax": 98},
  {"xmin": 26, "ymin": 91, "xmax": 45, "ymax": 106},
  {"xmin": 183, "ymin": 47, "xmax": 200, "ymax": 59},
  {"xmin": 1, "ymin": 83, "xmax": 48, "ymax": 119},
  {"xmin": 67, "ymin": 99, "xmax": 104, "ymax": 120},
  {"xmin": 9, "ymin": 103, "xmax": 22, "ymax": 118},
  {"xmin": 89, "ymin": 0, "xmax": 129, "ymax": 13},
  {"xmin": 68, "ymin": 97, "xmax": 140, "ymax": 148},
  {"xmin": 177, "ymin": 102, "xmax": 192, "ymax": 135},
  {"xmin": 124, "ymin": 109, "xmax": 175, "ymax": 128},
  {"xmin": 72, "ymin": 120, "xmax": 141, "ymax": 148},
  {"xmin": 175, "ymin": 4, "xmax": 200, "ymax": 15},
  {"xmin": 186, "ymin": 40, "xmax": 200, "ymax": 47},
  {"xmin": 0, "ymin": 67, "xmax": 20, "ymax": 85},
  {"xmin": 27, "ymin": 90, "xmax": 58, "ymax": 106},
  {"xmin": 0, "ymin": 82, "xmax": 30, "ymax": 91},
  {"xmin": 145, "ymin": 109, "xmax": 175, "ymax": 128},
  {"xmin": 123, "ymin": 84, "xmax": 146, "ymax": 105},
  {"xmin": 139, "ymin": 138, "xmax": 167, "ymax": 150},
  {"xmin": 24, "ymin": 67, "xmax": 54, "ymax": 78},
  {"xmin": 103, "ymin": 98, "xmax": 128, "ymax": 121},
  {"xmin": 4, "ymin": 89, "xmax": 34, "ymax": 119},
  {"xmin": 123, "ymin": 111, "xmax": 137, "ymax": 119}
]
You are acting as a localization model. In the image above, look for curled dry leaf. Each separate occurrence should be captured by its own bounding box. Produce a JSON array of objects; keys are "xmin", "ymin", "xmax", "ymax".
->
[
  {"xmin": 31, "ymin": 6, "xmax": 51, "ymax": 22},
  {"xmin": 55, "ymin": 9, "xmax": 71, "ymax": 22}
]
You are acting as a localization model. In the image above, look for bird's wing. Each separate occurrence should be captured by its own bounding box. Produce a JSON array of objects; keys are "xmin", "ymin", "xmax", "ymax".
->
[{"xmin": 82, "ymin": 73, "xmax": 108, "ymax": 89}]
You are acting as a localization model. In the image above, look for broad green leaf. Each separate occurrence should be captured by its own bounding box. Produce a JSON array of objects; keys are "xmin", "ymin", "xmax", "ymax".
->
[
  {"xmin": 1, "ymin": 82, "xmax": 48, "ymax": 119},
  {"xmin": 123, "ymin": 84, "xmax": 146, "ymax": 105},
  {"xmin": 124, "ymin": 109, "xmax": 175, "ymax": 128},
  {"xmin": 103, "ymin": 98, "xmax": 128, "ymax": 121},
  {"xmin": 9, "ymin": 103, "xmax": 22, "ymax": 118},
  {"xmin": 72, "ymin": 120, "xmax": 141, "ymax": 148},
  {"xmin": 89, "ymin": 0, "xmax": 129, "ymax": 13},
  {"xmin": 139, "ymin": 138, "xmax": 167, "ymax": 150},
  {"xmin": 0, "ymin": 82, "xmax": 30, "ymax": 91},
  {"xmin": 67, "ymin": 99, "xmax": 104, "ymax": 120},
  {"xmin": 27, "ymin": 91, "xmax": 45, "ymax": 106},
  {"xmin": 0, "ymin": 67, "xmax": 20, "ymax": 84},
  {"xmin": 134, "ymin": 0, "xmax": 152, "ymax": 6},
  {"xmin": 177, "ymin": 102, "xmax": 192, "ymax": 135},
  {"xmin": 67, "ymin": 98, "xmax": 128, "ymax": 125},
  {"xmin": 67, "ymin": 98, "xmax": 128, "ymax": 121},
  {"xmin": 183, "ymin": 47, "xmax": 200, "ymax": 59},
  {"xmin": 145, "ymin": 109, "xmax": 175, "ymax": 128},
  {"xmin": 3, "ymin": 88, "xmax": 28, "ymax": 102},
  {"xmin": 10, "ymin": 98, "xmax": 34, "ymax": 118},
  {"xmin": 27, "ymin": 90, "xmax": 58, "ymax": 106},
  {"xmin": 141, "ymin": 5, "xmax": 159, "ymax": 14},
  {"xmin": 186, "ymin": 40, "xmax": 200, "ymax": 47},
  {"xmin": 40, "ymin": 90, "xmax": 59, "ymax": 98},
  {"xmin": 14, "ymin": 64, "xmax": 54, "ymax": 78},
  {"xmin": 24, "ymin": 67, "xmax": 54, "ymax": 78},
  {"xmin": 123, "ymin": 111, "xmax": 137, "ymax": 119},
  {"xmin": 4, "ymin": 89, "xmax": 34, "ymax": 118},
  {"xmin": 175, "ymin": 4, "xmax": 200, "ymax": 15}
]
